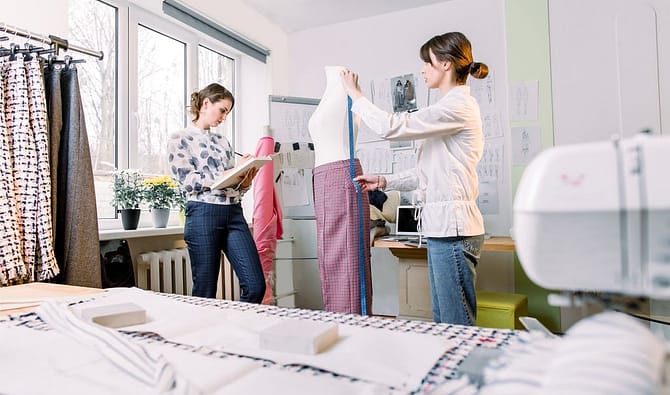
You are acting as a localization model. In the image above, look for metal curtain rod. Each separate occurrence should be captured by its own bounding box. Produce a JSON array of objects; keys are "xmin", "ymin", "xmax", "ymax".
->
[{"xmin": 0, "ymin": 22, "xmax": 104, "ymax": 60}]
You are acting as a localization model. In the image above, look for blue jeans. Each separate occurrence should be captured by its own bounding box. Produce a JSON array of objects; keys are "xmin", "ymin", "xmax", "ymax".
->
[
  {"xmin": 426, "ymin": 235, "xmax": 484, "ymax": 325},
  {"xmin": 183, "ymin": 201, "xmax": 265, "ymax": 302}
]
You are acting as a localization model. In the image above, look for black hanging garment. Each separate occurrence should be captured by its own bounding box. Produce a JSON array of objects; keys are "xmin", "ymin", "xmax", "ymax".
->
[{"xmin": 45, "ymin": 62, "xmax": 101, "ymax": 287}]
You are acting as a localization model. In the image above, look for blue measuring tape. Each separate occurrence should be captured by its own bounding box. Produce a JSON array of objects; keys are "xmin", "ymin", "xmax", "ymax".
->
[{"xmin": 347, "ymin": 96, "xmax": 367, "ymax": 315}]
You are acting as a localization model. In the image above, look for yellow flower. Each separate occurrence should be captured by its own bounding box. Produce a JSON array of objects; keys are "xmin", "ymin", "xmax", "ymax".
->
[
  {"xmin": 143, "ymin": 175, "xmax": 180, "ymax": 209},
  {"xmin": 143, "ymin": 175, "xmax": 177, "ymax": 188}
]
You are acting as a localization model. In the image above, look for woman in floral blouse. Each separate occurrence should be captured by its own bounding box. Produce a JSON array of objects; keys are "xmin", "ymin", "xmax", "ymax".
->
[{"xmin": 167, "ymin": 83, "xmax": 264, "ymax": 301}]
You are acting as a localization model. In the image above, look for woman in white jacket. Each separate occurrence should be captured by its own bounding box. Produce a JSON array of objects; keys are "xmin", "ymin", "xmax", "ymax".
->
[{"xmin": 341, "ymin": 32, "xmax": 488, "ymax": 325}]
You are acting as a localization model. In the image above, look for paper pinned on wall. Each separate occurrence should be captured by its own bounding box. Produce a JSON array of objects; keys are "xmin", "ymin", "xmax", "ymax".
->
[
  {"xmin": 356, "ymin": 143, "xmax": 393, "ymax": 174},
  {"xmin": 370, "ymin": 78, "xmax": 393, "ymax": 112},
  {"xmin": 270, "ymin": 102, "xmax": 315, "ymax": 143},
  {"xmin": 511, "ymin": 126, "xmax": 542, "ymax": 166},
  {"xmin": 509, "ymin": 80, "xmax": 539, "ymax": 121},
  {"xmin": 477, "ymin": 177, "xmax": 499, "ymax": 215},
  {"xmin": 469, "ymin": 72, "xmax": 495, "ymax": 108},
  {"xmin": 280, "ymin": 168, "xmax": 310, "ymax": 207},
  {"xmin": 482, "ymin": 110, "xmax": 504, "ymax": 139},
  {"xmin": 477, "ymin": 140, "xmax": 504, "ymax": 182},
  {"xmin": 274, "ymin": 150, "xmax": 315, "ymax": 169},
  {"xmin": 357, "ymin": 121, "xmax": 383, "ymax": 144}
]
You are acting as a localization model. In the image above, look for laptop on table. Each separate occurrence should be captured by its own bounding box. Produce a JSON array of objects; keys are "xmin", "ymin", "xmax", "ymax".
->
[{"xmin": 379, "ymin": 205, "xmax": 424, "ymax": 246}]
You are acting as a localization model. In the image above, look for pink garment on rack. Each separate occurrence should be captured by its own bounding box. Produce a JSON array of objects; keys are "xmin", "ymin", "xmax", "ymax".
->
[{"xmin": 252, "ymin": 136, "xmax": 283, "ymax": 305}]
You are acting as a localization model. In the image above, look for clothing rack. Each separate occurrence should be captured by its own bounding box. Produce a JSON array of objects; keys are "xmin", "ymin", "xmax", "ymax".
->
[{"xmin": 0, "ymin": 22, "xmax": 104, "ymax": 60}]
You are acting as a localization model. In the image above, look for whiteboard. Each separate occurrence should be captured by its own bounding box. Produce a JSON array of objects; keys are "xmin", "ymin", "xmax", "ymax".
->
[
  {"xmin": 269, "ymin": 95, "xmax": 319, "ymax": 219},
  {"xmin": 269, "ymin": 95, "xmax": 319, "ymax": 144}
]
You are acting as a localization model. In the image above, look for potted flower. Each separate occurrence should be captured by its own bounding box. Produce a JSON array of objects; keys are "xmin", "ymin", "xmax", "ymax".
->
[
  {"xmin": 143, "ymin": 175, "xmax": 180, "ymax": 228},
  {"xmin": 111, "ymin": 169, "xmax": 145, "ymax": 230}
]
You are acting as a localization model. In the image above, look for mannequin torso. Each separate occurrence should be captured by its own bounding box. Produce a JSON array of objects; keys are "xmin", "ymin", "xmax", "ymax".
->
[{"xmin": 308, "ymin": 66, "xmax": 358, "ymax": 167}]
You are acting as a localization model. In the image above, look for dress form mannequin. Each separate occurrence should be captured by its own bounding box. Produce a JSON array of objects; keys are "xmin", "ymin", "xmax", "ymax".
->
[
  {"xmin": 308, "ymin": 66, "xmax": 357, "ymax": 168},
  {"xmin": 308, "ymin": 66, "xmax": 371, "ymax": 315}
]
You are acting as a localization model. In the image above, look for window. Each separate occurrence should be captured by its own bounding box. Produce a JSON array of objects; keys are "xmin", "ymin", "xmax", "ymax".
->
[
  {"xmin": 134, "ymin": 25, "xmax": 186, "ymax": 176},
  {"xmin": 198, "ymin": 46, "xmax": 235, "ymax": 143},
  {"xmin": 68, "ymin": 0, "xmax": 236, "ymax": 223},
  {"xmin": 68, "ymin": 0, "xmax": 117, "ymax": 218}
]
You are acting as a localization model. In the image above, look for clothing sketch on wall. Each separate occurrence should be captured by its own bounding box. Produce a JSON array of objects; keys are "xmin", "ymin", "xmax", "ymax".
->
[{"xmin": 391, "ymin": 74, "xmax": 417, "ymax": 113}]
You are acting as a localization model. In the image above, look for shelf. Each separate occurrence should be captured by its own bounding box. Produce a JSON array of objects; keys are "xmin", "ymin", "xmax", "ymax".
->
[{"xmin": 99, "ymin": 226, "xmax": 184, "ymax": 241}]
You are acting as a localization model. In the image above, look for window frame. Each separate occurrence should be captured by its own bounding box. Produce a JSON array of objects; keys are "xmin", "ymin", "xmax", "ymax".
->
[{"xmin": 77, "ymin": 0, "xmax": 240, "ymax": 229}]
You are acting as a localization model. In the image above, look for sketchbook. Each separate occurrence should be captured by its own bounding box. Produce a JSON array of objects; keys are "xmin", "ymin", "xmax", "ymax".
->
[{"xmin": 211, "ymin": 156, "xmax": 272, "ymax": 190}]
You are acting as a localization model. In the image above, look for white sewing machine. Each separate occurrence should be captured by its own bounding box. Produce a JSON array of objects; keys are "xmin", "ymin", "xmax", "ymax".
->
[
  {"xmin": 504, "ymin": 133, "xmax": 670, "ymax": 395},
  {"xmin": 514, "ymin": 132, "xmax": 670, "ymax": 298}
]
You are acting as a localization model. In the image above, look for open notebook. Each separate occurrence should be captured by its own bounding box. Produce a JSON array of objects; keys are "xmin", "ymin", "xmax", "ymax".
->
[{"xmin": 211, "ymin": 156, "xmax": 272, "ymax": 189}]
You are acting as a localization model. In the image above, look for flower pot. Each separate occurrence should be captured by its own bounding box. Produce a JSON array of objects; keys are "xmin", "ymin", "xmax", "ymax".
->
[
  {"xmin": 151, "ymin": 208, "xmax": 170, "ymax": 228},
  {"xmin": 119, "ymin": 208, "xmax": 141, "ymax": 230}
]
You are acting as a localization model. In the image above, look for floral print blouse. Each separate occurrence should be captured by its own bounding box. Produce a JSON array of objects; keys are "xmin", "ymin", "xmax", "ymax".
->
[{"xmin": 167, "ymin": 123, "xmax": 248, "ymax": 205}]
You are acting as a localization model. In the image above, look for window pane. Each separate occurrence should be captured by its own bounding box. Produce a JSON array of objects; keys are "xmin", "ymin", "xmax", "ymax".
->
[
  {"xmin": 198, "ymin": 46, "xmax": 234, "ymax": 143},
  {"xmin": 68, "ymin": 0, "xmax": 117, "ymax": 218},
  {"xmin": 136, "ymin": 25, "xmax": 186, "ymax": 177}
]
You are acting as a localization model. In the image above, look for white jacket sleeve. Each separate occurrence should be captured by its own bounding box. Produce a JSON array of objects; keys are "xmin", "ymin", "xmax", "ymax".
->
[{"xmin": 350, "ymin": 96, "xmax": 468, "ymax": 141}]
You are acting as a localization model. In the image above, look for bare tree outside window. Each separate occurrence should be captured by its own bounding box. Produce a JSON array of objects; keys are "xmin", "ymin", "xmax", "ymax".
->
[
  {"xmin": 69, "ymin": 0, "xmax": 117, "ymax": 218},
  {"xmin": 135, "ymin": 26, "xmax": 185, "ymax": 177},
  {"xmin": 198, "ymin": 46, "xmax": 234, "ymax": 144}
]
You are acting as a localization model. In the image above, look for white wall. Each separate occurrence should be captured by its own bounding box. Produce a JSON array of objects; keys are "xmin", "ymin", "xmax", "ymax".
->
[
  {"xmin": 549, "ymin": 0, "xmax": 669, "ymax": 144},
  {"xmin": 0, "ymin": 0, "xmax": 69, "ymax": 35}
]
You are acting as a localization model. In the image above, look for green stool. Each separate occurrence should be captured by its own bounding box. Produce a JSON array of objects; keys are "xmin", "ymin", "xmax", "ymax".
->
[{"xmin": 476, "ymin": 291, "xmax": 528, "ymax": 330}]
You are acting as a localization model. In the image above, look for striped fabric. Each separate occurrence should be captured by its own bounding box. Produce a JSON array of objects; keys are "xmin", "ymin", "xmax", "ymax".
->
[{"xmin": 313, "ymin": 158, "xmax": 372, "ymax": 314}]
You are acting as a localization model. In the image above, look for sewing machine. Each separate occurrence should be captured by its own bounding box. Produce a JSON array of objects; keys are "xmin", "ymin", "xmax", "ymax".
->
[
  {"xmin": 507, "ymin": 132, "xmax": 670, "ymax": 394},
  {"xmin": 514, "ymin": 132, "xmax": 670, "ymax": 298}
]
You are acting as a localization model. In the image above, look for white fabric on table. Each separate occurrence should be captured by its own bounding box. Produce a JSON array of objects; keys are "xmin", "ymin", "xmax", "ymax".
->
[{"xmin": 73, "ymin": 287, "xmax": 456, "ymax": 391}]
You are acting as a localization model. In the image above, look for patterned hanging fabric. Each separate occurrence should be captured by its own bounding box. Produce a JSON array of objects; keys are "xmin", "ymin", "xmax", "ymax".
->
[
  {"xmin": 0, "ymin": 59, "xmax": 25, "ymax": 285},
  {"xmin": 5, "ymin": 57, "xmax": 39, "ymax": 280},
  {"xmin": 25, "ymin": 58, "xmax": 58, "ymax": 281},
  {"xmin": 0, "ymin": 56, "xmax": 59, "ymax": 286}
]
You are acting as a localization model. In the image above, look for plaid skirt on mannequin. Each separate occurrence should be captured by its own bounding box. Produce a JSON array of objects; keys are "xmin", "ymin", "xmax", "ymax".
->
[{"xmin": 313, "ymin": 158, "xmax": 372, "ymax": 315}]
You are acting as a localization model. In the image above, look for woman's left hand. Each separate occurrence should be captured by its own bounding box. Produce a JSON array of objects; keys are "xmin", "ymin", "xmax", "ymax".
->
[
  {"xmin": 239, "ymin": 168, "xmax": 258, "ymax": 189},
  {"xmin": 354, "ymin": 174, "xmax": 384, "ymax": 192}
]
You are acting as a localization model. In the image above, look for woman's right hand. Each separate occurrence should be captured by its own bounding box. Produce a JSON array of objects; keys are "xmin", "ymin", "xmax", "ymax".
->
[
  {"xmin": 354, "ymin": 174, "xmax": 385, "ymax": 192},
  {"xmin": 340, "ymin": 69, "xmax": 363, "ymax": 100}
]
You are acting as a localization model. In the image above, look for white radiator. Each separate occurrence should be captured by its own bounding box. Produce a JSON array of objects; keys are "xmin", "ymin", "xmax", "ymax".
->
[
  {"xmin": 136, "ymin": 248, "xmax": 240, "ymax": 300},
  {"xmin": 137, "ymin": 248, "xmax": 193, "ymax": 295}
]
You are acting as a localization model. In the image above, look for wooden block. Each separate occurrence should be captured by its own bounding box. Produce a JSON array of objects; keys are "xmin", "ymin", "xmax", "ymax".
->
[
  {"xmin": 259, "ymin": 319, "xmax": 339, "ymax": 355},
  {"xmin": 80, "ymin": 303, "xmax": 146, "ymax": 328}
]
